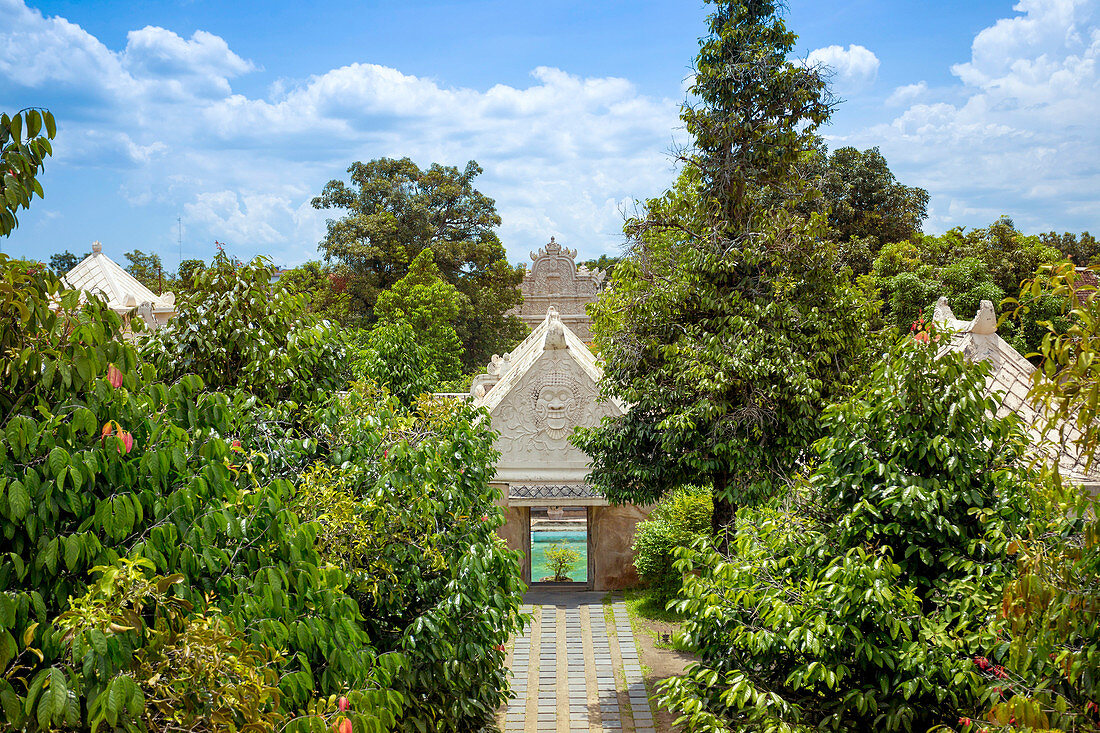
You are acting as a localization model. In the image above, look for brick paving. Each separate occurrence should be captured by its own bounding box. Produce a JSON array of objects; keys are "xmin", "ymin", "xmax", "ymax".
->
[{"xmin": 500, "ymin": 593, "xmax": 656, "ymax": 733}]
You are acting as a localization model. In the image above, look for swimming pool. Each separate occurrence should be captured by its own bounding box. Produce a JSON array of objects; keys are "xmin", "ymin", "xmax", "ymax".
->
[{"xmin": 530, "ymin": 529, "xmax": 587, "ymax": 583}]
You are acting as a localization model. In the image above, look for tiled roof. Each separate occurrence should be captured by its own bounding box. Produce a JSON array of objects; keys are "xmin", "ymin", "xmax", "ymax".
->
[
  {"xmin": 62, "ymin": 243, "xmax": 174, "ymax": 312},
  {"xmin": 934, "ymin": 297, "xmax": 1099, "ymax": 483}
]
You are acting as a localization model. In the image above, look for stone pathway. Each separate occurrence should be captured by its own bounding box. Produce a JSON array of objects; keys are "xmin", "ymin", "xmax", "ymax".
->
[{"xmin": 500, "ymin": 593, "xmax": 656, "ymax": 733}]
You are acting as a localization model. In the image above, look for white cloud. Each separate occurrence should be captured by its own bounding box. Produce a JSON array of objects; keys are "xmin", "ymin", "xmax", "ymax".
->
[
  {"xmin": 886, "ymin": 81, "xmax": 928, "ymax": 106},
  {"xmin": 839, "ymin": 0, "xmax": 1100, "ymax": 234},
  {"xmin": 807, "ymin": 44, "xmax": 880, "ymax": 92},
  {"xmin": 0, "ymin": 0, "xmax": 683, "ymax": 264}
]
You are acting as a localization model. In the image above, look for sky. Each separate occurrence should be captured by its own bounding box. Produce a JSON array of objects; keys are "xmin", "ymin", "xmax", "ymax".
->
[{"xmin": 1, "ymin": 0, "xmax": 1098, "ymax": 270}]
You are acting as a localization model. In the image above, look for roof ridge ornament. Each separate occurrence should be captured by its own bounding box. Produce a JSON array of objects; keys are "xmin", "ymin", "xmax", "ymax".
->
[
  {"xmin": 543, "ymin": 307, "xmax": 567, "ymax": 350},
  {"xmin": 969, "ymin": 300, "xmax": 998, "ymax": 335},
  {"xmin": 530, "ymin": 236, "xmax": 577, "ymax": 262},
  {"xmin": 933, "ymin": 295, "xmax": 956, "ymax": 324},
  {"xmin": 92, "ymin": 240, "xmax": 102, "ymax": 253}
]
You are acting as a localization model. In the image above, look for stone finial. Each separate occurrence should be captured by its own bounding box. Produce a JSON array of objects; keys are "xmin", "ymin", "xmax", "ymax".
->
[
  {"xmin": 488, "ymin": 354, "xmax": 504, "ymax": 376},
  {"xmin": 544, "ymin": 307, "xmax": 567, "ymax": 350},
  {"xmin": 970, "ymin": 300, "xmax": 998, "ymax": 335},
  {"xmin": 933, "ymin": 296, "xmax": 956, "ymax": 324},
  {"xmin": 123, "ymin": 292, "xmax": 137, "ymax": 307},
  {"xmin": 92, "ymin": 240, "xmax": 102, "ymax": 253}
]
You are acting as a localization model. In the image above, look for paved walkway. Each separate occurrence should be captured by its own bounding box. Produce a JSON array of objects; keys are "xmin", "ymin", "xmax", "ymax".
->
[{"xmin": 499, "ymin": 592, "xmax": 656, "ymax": 733}]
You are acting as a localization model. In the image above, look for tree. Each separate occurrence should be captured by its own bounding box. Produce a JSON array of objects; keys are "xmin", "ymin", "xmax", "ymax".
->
[
  {"xmin": 123, "ymin": 248, "xmax": 168, "ymax": 291},
  {"xmin": 311, "ymin": 157, "xmax": 525, "ymax": 370},
  {"xmin": 576, "ymin": 0, "xmax": 876, "ymax": 544},
  {"xmin": 820, "ymin": 146, "xmax": 929, "ymax": 251},
  {"xmin": 47, "ymin": 249, "xmax": 86, "ymax": 274},
  {"xmin": 279, "ymin": 259, "xmax": 354, "ymax": 323},
  {"xmin": 659, "ymin": 340, "xmax": 1051, "ymax": 731},
  {"xmin": 1, "ymin": 108, "xmax": 56, "ymax": 236},
  {"xmin": 375, "ymin": 249, "xmax": 467, "ymax": 382},
  {"xmin": 581, "ymin": 254, "xmax": 621, "ymax": 278},
  {"xmin": 144, "ymin": 252, "xmax": 343, "ymax": 403},
  {"xmin": 176, "ymin": 257, "xmax": 205, "ymax": 288},
  {"xmin": 357, "ymin": 320, "xmax": 440, "ymax": 407}
]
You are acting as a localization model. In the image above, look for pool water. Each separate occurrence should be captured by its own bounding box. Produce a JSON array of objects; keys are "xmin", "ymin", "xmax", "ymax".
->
[{"xmin": 530, "ymin": 530, "xmax": 587, "ymax": 583}]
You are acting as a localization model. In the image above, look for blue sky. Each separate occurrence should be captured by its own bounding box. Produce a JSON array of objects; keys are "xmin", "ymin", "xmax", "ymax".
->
[{"xmin": 2, "ymin": 0, "xmax": 1098, "ymax": 271}]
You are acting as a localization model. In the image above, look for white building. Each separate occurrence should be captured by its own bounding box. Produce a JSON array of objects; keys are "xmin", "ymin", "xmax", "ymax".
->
[{"xmin": 62, "ymin": 241, "xmax": 176, "ymax": 330}]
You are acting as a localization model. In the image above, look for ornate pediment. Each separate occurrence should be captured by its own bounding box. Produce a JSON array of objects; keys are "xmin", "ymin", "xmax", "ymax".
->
[
  {"xmin": 472, "ymin": 307, "xmax": 623, "ymax": 483},
  {"xmin": 509, "ymin": 237, "xmax": 606, "ymax": 340}
]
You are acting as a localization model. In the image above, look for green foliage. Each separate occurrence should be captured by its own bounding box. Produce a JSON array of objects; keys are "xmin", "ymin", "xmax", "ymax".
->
[
  {"xmin": 820, "ymin": 146, "xmax": 929, "ymax": 255},
  {"xmin": 576, "ymin": 1, "xmax": 878, "ymax": 544},
  {"xmin": 144, "ymin": 252, "xmax": 343, "ymax": 403},
  {"xmin": 545, "ymin": 542, "xmax": 581, "ymax": 582},
  {"xmin": 123, "ymin": 249, "xmax": 169, "ymax": 293},
  {"xmin": 47, "ymin": 251, "xmax": 85, "ymax": 275},
  {"xmin": 868, "ymin": 217, "xmax": 1067, "ymax": 354},
  {"xmin": 375, "ymin": 249, "xmax": 467, "ymax": 381},
  {"xmin": 580, "ymin": 254, "xmax": 620, "ymax": 279},
  {"xmin": 632, "ymin": 486, "xmax": 712, "ymax": 602},
  {"xmin": 1, "ymin": 108, "xmax": 56, "ymax": 237},
  {"xmin": 296, "ymin": 385, "xmax": 527, "ymax": 730},
  {"xmin": 279, "ymin": 260, "xmax": 354, "ymax": 324},
  {"xmin": 174, "ymin": 259, "xmax": 206, "ymax": 295},
  {"xmin": 311, "ymin": 156, "xmax": 526, "ymax": 370},
  {"xmin": 358, "ymin": 320, "xmax": 439, "ymax": 406},
  {"xmin": 658, "ymin": 341, "xmax": 1053, "ymax": 731},
  {"xmin": 0, "ymin": 254, "xmax": 524, "ymax": 732}
]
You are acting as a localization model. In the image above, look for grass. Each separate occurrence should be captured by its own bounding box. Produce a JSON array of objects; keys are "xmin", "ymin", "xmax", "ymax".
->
[{"xmin": 623, "ymin": 587, "xmax": 693, "ymax": 652}]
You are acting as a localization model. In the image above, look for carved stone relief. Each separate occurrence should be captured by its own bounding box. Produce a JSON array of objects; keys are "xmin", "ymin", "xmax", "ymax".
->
[
  {"xmin": 510, "ymin": 237, "xmax": 606, "ymax": 340},
  {"xmin": 491, "ymin": 350, "xmax": 618, "ymax": 469}
]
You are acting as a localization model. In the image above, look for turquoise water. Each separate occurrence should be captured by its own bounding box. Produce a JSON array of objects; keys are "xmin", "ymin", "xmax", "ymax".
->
[{"xmin": 530, "ymin": 530, "xmax": 587, "ymax": 583}]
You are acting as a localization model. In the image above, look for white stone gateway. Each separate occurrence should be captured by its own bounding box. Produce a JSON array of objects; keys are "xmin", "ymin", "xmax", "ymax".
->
[
  {"xmin": 509, "ymin": 237, "xmax": 606, "ymax": 341},
  {"xmin": 471, "ymin": 307, "xmax": 649, "ymax": 589}
]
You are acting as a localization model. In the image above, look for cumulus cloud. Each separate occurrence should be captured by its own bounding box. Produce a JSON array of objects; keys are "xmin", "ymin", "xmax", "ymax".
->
[
  {"xmin": 807, "ymin": 44, "xmax": 880, "ymax": 92},
  {"xmin": 0, "ymin": 0, "xmax": 682, "ymax": 264},
  {"xmin": 842, "ymin": 0, "xmax": 1100, "ymax": 233},
  {"xmin": 886, "ymin": 81, "xmax": 928, "ymax": 107}
]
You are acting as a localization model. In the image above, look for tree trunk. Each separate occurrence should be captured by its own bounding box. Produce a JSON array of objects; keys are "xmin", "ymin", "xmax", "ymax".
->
[{"xmin": 711, "ymin": 472, "xmax": 736, "ymax": 556}]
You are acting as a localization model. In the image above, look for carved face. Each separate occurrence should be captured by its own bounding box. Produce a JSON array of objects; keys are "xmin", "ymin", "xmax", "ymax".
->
[{"xmin": 534, "ymin": 382, "xmax": 579, "ymax": 440}]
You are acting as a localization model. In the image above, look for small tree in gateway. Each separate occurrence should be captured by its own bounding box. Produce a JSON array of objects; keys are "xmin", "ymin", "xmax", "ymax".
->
[
  {"xmin": 545, "ymin": 541, "xmax": 581, "ymax": 582},
  {"xmin": 576, "ymin": 0, "xmax": 877, "ymax": 546}
]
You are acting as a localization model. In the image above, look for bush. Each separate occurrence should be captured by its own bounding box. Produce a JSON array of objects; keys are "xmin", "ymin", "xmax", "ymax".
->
[
  {"xmin": 295, "ymin": 385, "xmax": 527, "ymax": 731},
  {"xmin": 144, "ymin": 252, "xmax": 344, "ymax": 403},
  {"xmin": 659, "ymin": 339, "xmax": 1055, "ymax": 732},
  {"xmin": 0, "ymin": 255, "xmax": 524, "ymax": 732},
  {"xmin": 632, "ymin": 486, "xmax": 711, "ymax": 602}
]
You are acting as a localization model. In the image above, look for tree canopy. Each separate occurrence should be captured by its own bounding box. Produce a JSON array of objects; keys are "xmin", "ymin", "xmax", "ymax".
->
[
  {"xmin": 311, "ymin": 157, "xmax": 526, "ymax": 370},
  {"xmin": 47, "ymin": 250, "xmax": 86, "ymax": 274},
  {"xmin": 576, "ymin": 0, "xmax": 877, "ymax": 541}
]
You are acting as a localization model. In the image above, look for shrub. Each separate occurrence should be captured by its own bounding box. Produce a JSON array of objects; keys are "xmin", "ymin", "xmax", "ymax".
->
[
  {"xmin": 659, "ymin": 339, "xmax": 1054, "ymax": 732},
  {"xmin": 294, "ymin": 385, "xmax": 527, "ymax": 731},
  {"xmin": 357, "ymin": 320, "xmax": 439, "ymax": 406},
  {"xmin": 0, "ymin": 255, "xmax": 523, "ymax": 732},
  {"xmin": 144, "ymin": 252, "xmax": 344, "ymax": 403},
  {"xmin": 632, "ymin": 485, "xmax": 711, "ymax": 602}
]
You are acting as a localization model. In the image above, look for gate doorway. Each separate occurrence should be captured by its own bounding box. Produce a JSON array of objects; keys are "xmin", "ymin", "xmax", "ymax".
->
[{"xmin": 528, "ymin": 506, "xmax": 592, "ymax": 589}]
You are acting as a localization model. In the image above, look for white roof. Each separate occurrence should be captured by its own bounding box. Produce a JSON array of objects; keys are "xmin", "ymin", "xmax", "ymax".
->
[
  {"xmin": 934, "ymin": 297, "xmax": 1098, "ymax": 483},
  {"xmin": 62, "ymin": 242, "xmax": 175, "ymax": 312},
  {"xmin": 470, "ymin": 307, "xmax": 625, "ymax": 486}
]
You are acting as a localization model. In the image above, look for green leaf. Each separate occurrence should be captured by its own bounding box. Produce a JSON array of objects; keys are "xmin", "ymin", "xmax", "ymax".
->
[{"xmin": 47, "ymin": 447, "xmax": 70, "ymax": 477}]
